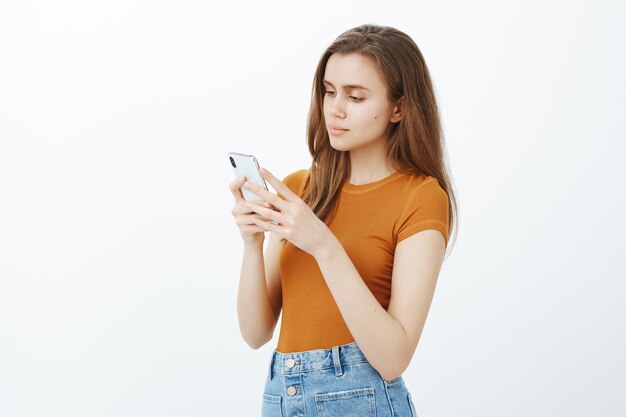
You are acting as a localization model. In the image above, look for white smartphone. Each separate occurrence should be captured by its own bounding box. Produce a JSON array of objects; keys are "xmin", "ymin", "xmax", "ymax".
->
[{"xmin": 228, "ymin": 152, "xmax": 270, "ymax": 202}]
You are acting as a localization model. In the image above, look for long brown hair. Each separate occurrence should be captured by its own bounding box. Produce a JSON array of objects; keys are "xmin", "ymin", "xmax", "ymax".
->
[{"xmin": 303, "ymin": 24, "xmax": 458, "ymax": 255}]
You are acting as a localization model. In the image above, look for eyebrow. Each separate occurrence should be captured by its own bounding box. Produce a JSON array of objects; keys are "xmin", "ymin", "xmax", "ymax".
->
[{"xmin": 322, "ymin": 80, "xmax": 371, "ymax": 92}]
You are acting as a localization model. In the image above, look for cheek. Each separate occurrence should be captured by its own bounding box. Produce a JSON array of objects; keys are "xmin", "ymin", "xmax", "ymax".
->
[{"xmin": 353, "ymin": 103, "xmax": 389, "ymax": 126}]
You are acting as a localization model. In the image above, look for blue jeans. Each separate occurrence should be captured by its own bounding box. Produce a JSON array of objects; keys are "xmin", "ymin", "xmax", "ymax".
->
[{"xmin": 262, "ymin": 342, "xmax": 418, "ymax": 417}]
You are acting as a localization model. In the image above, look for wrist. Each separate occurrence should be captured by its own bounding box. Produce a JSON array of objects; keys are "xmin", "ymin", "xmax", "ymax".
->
[
  {"xmin": 243, "ymin": 238, "xmax": 264, "ymax": 251},
  {"xmin": 312, "ymin": 233, "xmax": 342, "ymax": 263}
]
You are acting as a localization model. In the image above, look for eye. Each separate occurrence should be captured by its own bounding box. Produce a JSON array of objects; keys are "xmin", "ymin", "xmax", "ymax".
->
[
  {"xmin": 349, "ymin": 96, "xmax": 363, "ymax": 102},
  {"xmin": 324, "ymin": 90, "xmax": 336, "ymax": 97}
]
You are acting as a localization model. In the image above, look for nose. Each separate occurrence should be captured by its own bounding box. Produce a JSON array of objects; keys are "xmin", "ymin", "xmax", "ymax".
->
[{"xmin": 328, "ymin": 95, "xmax": 346, "ymax": 119}]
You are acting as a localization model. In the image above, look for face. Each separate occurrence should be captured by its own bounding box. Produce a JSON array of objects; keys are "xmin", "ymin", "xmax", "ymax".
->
[{"xmin": 322, "ymin": 53, "xmax": 401, "ymax": 152}]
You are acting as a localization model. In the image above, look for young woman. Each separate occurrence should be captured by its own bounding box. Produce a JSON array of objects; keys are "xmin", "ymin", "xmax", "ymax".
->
[{"xmin": 229, "ymin": 23, "xmax": 458, "ymax": 417}]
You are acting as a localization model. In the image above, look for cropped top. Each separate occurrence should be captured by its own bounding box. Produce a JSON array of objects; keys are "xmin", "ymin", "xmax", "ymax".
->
[{"xmin": 275, "ymin": 169, "xmax": 449, "ymax": 353}]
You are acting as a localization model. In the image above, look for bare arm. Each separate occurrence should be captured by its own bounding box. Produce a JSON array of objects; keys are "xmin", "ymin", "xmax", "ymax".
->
[
  {"xmin": 230, "ymin": 175, "xmax": 283, "ymax": 349},
  {"xmin": 236, "ymin": 231, "xmax": 283, "ymax": 349},
  {"xmin": 314, "ymin": 229, "xmax": 446, "ymax": 381}
]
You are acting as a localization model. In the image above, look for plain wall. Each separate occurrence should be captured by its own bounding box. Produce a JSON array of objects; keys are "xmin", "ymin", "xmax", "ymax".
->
[{"xmin": 1, "ymin": 1, "xmax": 625, "ymax": 416}]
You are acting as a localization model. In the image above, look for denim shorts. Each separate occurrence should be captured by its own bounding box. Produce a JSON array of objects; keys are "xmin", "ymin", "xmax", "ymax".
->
[{"xmin": 261, "ymin": 342, "xmax": 418, "ymax": 417}]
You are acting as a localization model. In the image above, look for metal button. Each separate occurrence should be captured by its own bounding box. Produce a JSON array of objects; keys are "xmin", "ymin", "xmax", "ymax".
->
[
  {"xmin": 287, "ymin": 386, "xmax": 297, "ymax": 396},
  {"xmin": 286, "ymin": 358, "xmax": 296, "ymax": 368}
]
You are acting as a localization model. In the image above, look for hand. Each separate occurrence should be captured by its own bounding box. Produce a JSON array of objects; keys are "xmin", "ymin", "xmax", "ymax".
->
[
  {"xmin": 228, "ymin": 176, "xmax": 274, "ymax": 245},
  {"xmin": 242, "ymin": 168, "xmax": 335, "ymax": 258}
]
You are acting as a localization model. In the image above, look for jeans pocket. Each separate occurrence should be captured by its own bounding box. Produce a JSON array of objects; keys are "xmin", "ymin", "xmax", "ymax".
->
[
  {"xmin": 315, "ymin": 387, "xmax": 376, "ymax": 417},
  {"xmin": 407, "ymin": 392, "xmax": 417, "ymax": 417},
  {"xmin": 261, "ymin": 394, "xmax": 284, "ymax": 417}
]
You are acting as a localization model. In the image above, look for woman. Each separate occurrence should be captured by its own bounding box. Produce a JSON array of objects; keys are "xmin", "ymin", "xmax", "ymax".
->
[{"xmin": 229, "ymin": 23, "xmax": 458, "ymax": 417}]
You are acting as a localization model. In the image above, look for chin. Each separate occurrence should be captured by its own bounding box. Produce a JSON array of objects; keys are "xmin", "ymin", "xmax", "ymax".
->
[
  {"xmin": 328, "ymin": 140, "xmax": 352, "ymax": 152},
  {"xmin": 329, "ymin": 134, "xmax": 356, "ymax": 150}
]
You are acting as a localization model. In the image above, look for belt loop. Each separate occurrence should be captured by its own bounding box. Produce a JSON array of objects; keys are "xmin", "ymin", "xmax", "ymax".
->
[{"xmin": 332, "ymin": 345, "xmax": 343, "ymax": 376}]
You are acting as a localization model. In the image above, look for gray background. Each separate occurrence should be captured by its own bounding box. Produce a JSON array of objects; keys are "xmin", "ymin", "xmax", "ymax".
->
[{"xmin": 1, "ymin": 0, "xmax": 625, "ymax": 416}]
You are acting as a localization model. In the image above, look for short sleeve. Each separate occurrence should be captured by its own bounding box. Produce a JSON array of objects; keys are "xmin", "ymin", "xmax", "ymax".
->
[
  {"xmin": 395, "ymin": 178, "xmax": 450, "ymax": 247},
  {"xmin": 277, "ymin": 169, "xmax": 308, "ymax": 200}
]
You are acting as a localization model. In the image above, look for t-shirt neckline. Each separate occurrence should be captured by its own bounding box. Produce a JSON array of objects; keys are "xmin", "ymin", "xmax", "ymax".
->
[{"xmin": 342, "ymin": 170, "xmax": 405, "ymax": 193}]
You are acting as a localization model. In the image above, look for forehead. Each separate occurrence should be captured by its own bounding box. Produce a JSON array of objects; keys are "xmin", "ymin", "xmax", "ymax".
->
[{"xmin": 323, "ymin": 53, "xmax": 387, "ymax": 91}]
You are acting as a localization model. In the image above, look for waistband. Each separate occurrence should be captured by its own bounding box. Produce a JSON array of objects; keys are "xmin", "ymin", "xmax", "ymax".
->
[{"xmin": 269, "ymin": 342, "xmax": 369, "ymax": 378}]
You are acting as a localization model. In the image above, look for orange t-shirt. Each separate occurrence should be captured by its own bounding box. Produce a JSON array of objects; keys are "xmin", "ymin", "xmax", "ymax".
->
[{"xmin": 275, "ymin": 169, "xmax": 449, "ymax": 353}]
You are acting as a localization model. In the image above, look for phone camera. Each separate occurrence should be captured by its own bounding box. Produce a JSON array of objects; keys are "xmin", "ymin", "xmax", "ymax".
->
[{"xmin": 229, "ymin": 156, "xmax": 236, "ymax": 168}]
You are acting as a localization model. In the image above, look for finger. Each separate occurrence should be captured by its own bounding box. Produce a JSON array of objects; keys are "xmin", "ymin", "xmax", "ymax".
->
[
  {"xmin": 251, "ymin": 215, "xmax": 281, "ymax": 234},
  {"xmin": 236, "ymin": 213, "xmax": 270, "ymax": 227},
  {"xmin": 232, "ymin": 200, "xmax": 255, "ymax": 216},
  {"xmin": 245, "ymin": 201, "xmax": 285, "ymax": 224},
  {"xmin": 258, "ymin": 168, "xmax": 299, "ymax": 202},
  {"xmin": 229, "ymin": 176, "xmax": 247, "ymax": 202},
  {"xmin": 246, "ymin": 200, "xmax": 274, "ymax": 211},
  {"xmin": 242, "ymin": 181, "xmax": 288, "ymax": 211},
  {"xmin": 241, "ymin": 224, "xmax": 265, "ymax": 234}
]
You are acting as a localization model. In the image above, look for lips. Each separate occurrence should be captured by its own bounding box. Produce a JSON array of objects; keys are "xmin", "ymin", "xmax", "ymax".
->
[{"xmin": 328, "ymin": 124, "xmax": 349, "ymax": 136}]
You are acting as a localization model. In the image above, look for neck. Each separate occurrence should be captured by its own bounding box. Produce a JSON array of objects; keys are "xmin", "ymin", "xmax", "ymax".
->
[{"xmin": 348, "ymin": 142, "xmax": 396, "ymax": 185}]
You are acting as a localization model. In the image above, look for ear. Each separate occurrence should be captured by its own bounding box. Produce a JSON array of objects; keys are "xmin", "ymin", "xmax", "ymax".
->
[{"xmin": 390, "ymin": 97, "xmax": 404, "ymax": 123}]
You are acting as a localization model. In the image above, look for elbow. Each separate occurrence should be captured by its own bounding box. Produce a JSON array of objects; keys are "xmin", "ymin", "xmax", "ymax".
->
[
  {"xmin": 238, "ymin": 320, "xmax": 275, "ymax": 350},
  {"xmin": 246, "ymin": 338, "xmax": 272, "ymax": 350},
  {"xmin": 241, "ymin": 331, "xmax": 272, "ymax": 350},
  {"xmin": 243, "ymin": 337, "xmax": 265, "ymax": 350},
  {"xmin": 246, "ymin": 340, "xmax": 264, "ymax": 350},
  {"xmin": 379, "ymin": 336, "xmax": 414, "ymax": 381},
  {"xmin": 379, "ymin": 369, "xmax": 403, "ymax": 382},
  {"xmin": 378, "ymin": 361, "xmax": 409, "ymax": 382}
]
